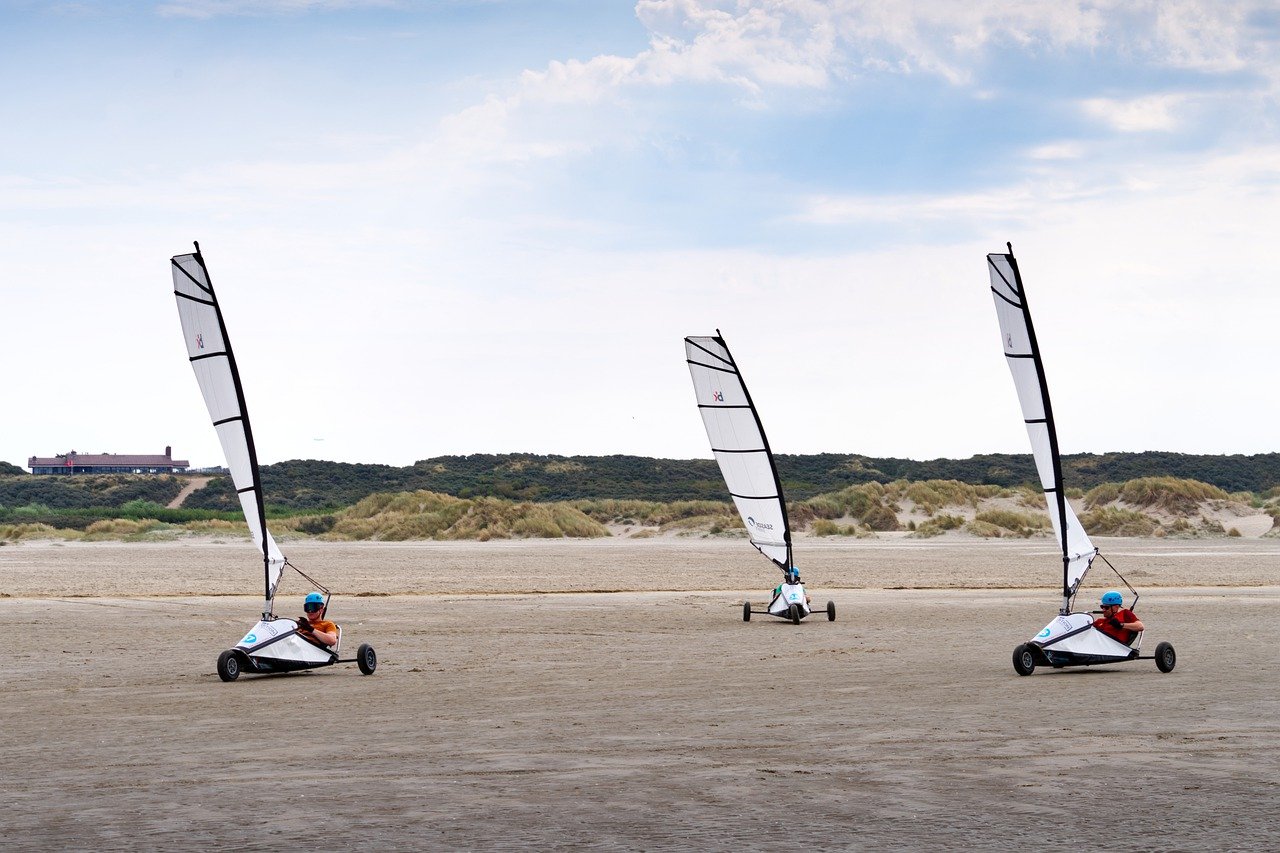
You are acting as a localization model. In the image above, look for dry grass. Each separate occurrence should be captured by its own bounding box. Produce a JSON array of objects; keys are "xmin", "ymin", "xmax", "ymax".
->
[
  {"xmin": 910, "ymin": 514, "xmax": 966, "ymax": 538},
  {"xmin": 1080, "ymin": 506, "xmax": 1159, "ymax": 537},
  {"xmin": 972, "ymin": 509, "xmax": 1051, "ymax": 538},
  {"xmin": 1115, "ymin": 478, "xmax": 1230, "ymax": 514},
  {"xmin": 882, "ymin": 479, "xmax": 1008, "ymax": 514},
  {"xmin": 0, "ymin": 523, "xmax": 80, "ymax": 541},
  {"xmin": 323, "ymin": 491, "xmax": 609, "ymax": 541}
]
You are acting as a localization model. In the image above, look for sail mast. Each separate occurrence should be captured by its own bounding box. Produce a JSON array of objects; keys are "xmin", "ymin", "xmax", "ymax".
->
[{"xmin": 172, "ymin": 243, "xmax": 283, "ymax": 617}]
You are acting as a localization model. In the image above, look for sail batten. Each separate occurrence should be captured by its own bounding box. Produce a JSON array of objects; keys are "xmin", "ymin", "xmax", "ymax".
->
[
  {"xmin": 172, "ymin": 247, "xmax": 286, "ymax": 612},
  {"xmin": 685, "ymin": 334, "xmax": 792, "ymax": 572},
  {"xmin": 987, "ymin": 250, "xmax": 1097, "ymax": 598}
]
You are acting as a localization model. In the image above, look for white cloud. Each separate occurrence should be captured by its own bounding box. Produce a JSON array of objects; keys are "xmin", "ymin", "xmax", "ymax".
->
[
  {"xmin": 1081, "ymin": 93, "xmax": 1186, "ymax": 132},
  {"xmin": 1028, "ymin": 142, "xmax": 1086, "ymax": 160}
]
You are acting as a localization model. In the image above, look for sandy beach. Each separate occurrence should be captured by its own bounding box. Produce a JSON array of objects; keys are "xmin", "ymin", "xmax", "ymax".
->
[{"xmin": 3, "ymin": 536, "xmax": 1278, "ymax": 849}]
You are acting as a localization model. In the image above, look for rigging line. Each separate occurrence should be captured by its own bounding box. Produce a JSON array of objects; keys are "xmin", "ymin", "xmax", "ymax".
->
[
  {"xmin": 687, "ymin": 358, "xmax": 738, "ymax": 376},
  {"xmin": 1096, "ymin": 552, "xmax": 1137, "ymax": 597},
  {"xmin": 685, "ymin": 338, "xmax": 734, "ymax": 368},
  {"xmin": 990, "ymin": 285, "xmax": 1022, "ymax": 310},
  {"xmin": 170, "ymin": 260, "xmax": 214, "ymax": 295}
]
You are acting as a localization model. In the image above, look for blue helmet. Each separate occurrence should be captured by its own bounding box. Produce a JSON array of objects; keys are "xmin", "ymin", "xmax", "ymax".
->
[
  {"xmin": 1101, "ymin": 590, "xmax": 1123, "ymax": 607},
  {"xmin": 304, "ymin": 592, "xmax": 325, "ymax": 606},
  {"xmin": 786, "ymin": 567, "xmax": 801, "ymax": 582}
]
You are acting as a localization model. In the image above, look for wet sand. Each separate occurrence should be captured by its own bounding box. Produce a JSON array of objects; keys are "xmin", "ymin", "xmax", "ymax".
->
[{"xmin": 2, "ymin": 537, "xmax": 1278, "ymax": 849}]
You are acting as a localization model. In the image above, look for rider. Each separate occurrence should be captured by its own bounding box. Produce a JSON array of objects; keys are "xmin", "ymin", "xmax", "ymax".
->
[
  {"xmin": 773, "ymin": 566, "xmax": 812, "ymax": 605},
  {"xmin": 296, "ymin": 592, "xmax": 339, "ymax": 647},
  {"xmin": 1092, "ymin": 590, "xmax": 1144, "ymax": 644}
]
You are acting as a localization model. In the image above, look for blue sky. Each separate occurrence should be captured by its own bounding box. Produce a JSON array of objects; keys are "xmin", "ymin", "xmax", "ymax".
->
[{"xmin": 2, "ymin": 0, "xmax": 1279, "ymax": 469}]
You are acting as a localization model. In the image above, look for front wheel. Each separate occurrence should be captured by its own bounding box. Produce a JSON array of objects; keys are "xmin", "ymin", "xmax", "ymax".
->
[
  {"xmin": 217, "ymin": 649, "xmax": 241, "ymax": 682},
  {"xmin": 357, "ymin": 643, "xmax": 378, "ymax": 675},
  {"xmin": 742, "ymin": 602, "xmax": 752, "ymax": 622},
  {"xmin": 826, "ymin": 600, "xmax": 836, "ymax": 622},
  {"xmin": 1154, "ymin": 641, "xmax": 1176, "ymax": 673},
  {"xmin": 788, "ymin": 604, "xmax": 801, "ymax": 625},
  {"xmin": 1012, "ymin": 643, "xmax": 1036, "ymax": 676}
]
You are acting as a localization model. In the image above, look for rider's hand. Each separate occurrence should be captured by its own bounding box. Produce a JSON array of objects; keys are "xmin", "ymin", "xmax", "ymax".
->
[{"xmin": 297, "ymin": 618, "xmax": 311, "ymax": 630}]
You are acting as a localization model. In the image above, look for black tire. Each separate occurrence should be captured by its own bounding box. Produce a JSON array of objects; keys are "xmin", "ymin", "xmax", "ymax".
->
[
  {"xmin": 742, "ymin": 602, "xmax": 751, "ymax": 622},
  {"xmin": 217, "ymin": 649, "xmax": 240, "ymax": 682},
  {"xmin": 357, "ymin": 643, "xmax": 377, "ymax": 676},
  {"xmin": 1154, "ymin": 641, "xmax": 1176, "ymax": 673},
  {"xmin": 1012, "ymin": 643, "xmax": 1036, "ymax": 676},
  {"xmin": 826, "ymin": 600, "xmax": 836, "ymax": 622},
  {"xmin": 789, "ymin": 603, "xmax": 801, "ymax": 625}
]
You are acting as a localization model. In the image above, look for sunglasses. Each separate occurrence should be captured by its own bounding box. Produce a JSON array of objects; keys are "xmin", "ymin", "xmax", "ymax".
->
[{"xmin": 304, "ymin": 601, "xmax": 324, "ymax": 613}]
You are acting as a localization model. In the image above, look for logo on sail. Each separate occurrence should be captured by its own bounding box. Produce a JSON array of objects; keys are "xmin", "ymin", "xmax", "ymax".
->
[
  {"xmin": 746, "ymin": 516, "xmax": 775, "ymax": 531},
  {"xmin": 196, "ymin": 333, "xmax": 204, "ymax": 349},
  {"xmin": 712, "ymin": 390, "xmax": 724, "ymax": 402}
]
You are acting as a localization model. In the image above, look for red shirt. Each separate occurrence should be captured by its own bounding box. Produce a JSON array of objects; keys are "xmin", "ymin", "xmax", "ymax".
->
[{"xmin": 1093, "ymin": 608, "xmax": 1139, "ymax": 644}]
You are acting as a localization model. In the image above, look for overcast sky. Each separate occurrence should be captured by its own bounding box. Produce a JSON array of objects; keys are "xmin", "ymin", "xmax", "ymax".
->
[{"xmin": 2, "ymin": 0, "xmax": 1278, "ymax": 470}]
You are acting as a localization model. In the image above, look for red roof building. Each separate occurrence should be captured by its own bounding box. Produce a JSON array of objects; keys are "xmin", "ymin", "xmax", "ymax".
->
[{"xmin": 28, "ymin": 446, "xmax": 190, "ymax": 475}]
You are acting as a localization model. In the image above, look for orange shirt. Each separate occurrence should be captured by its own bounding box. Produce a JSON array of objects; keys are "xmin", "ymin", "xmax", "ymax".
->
[{"xmin": 298, "ymin": 618, "xmax": 339, "ymax": 646}]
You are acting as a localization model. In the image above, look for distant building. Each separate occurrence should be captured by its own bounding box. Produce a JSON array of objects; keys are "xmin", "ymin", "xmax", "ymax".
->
[{"xmin": 28, "ymin": 446, "xmax": 190, "ymax": 475}]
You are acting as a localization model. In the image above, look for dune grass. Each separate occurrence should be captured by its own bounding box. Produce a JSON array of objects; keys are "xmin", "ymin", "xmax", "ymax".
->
[
  {"xmin": 322, "ymin": 491, "xmax": 609, "ymax": 541},
  {"xmin": 1114, "ymin": 477, "xmax": 1229, "ymax": 514},
  {"xmin": 971, "ymin": 509, "xmax": 1051, "ymax": 537},
  {"xmin": 910, "ymin": 514, "xmax": 966, "ymax": 538},
  {"xmin": 1080, "ymin": 506, "xmax": 1159, "ymax": 537}
]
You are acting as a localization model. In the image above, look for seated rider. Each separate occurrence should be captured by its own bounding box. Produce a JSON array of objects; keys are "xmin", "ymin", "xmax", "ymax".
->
[
  {"xmin": 1092, "ymin": 590, "xmax": 1143, "ymax": 645},
  {"xmin": 772, "ymin": 566, "xmax": 812, "ymax": 605},
  {"xmin": 296, "ymin": 592, "xmax": 339, "ymax": 648}
]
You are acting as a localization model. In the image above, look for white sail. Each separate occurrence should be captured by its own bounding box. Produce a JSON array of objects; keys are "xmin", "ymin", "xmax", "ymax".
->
[
  {"xmin": 685, "ymin": 334, "xmax": 792, "ymax": 571},
  {"xmin": 987, "ymin": 249, "xmax": 1097, "ymax": 598},
  {"xmin": 172, "ymin": 247, "xmax": 286, "ymax": 611}
]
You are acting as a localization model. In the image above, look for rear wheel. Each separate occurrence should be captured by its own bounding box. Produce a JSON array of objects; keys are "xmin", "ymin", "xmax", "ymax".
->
[
  {"xmin": 826, "ymin": 600, "xmax": 836, "ymax": 622},
  {"xmin": 788, "ymin": 604, "xmax": 801, "ymax": 625},
  {"xmin": 1154, "ymin": 641, "xmax": 1176, "ymax": 673},
  {"xmin": 357, "ymin": 643, "xmax": 377, "ymax": 676},
  {"xmin": 1012, "ymin": 644, "xmax": 1036, "ymax": 676},
  {"xmin": 217, "ymin": 649, "xmax": 240, "ymax": 682},
  {"xmin": 742, "ymin": 602, "xmax": 751, "ymax": 622}
]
